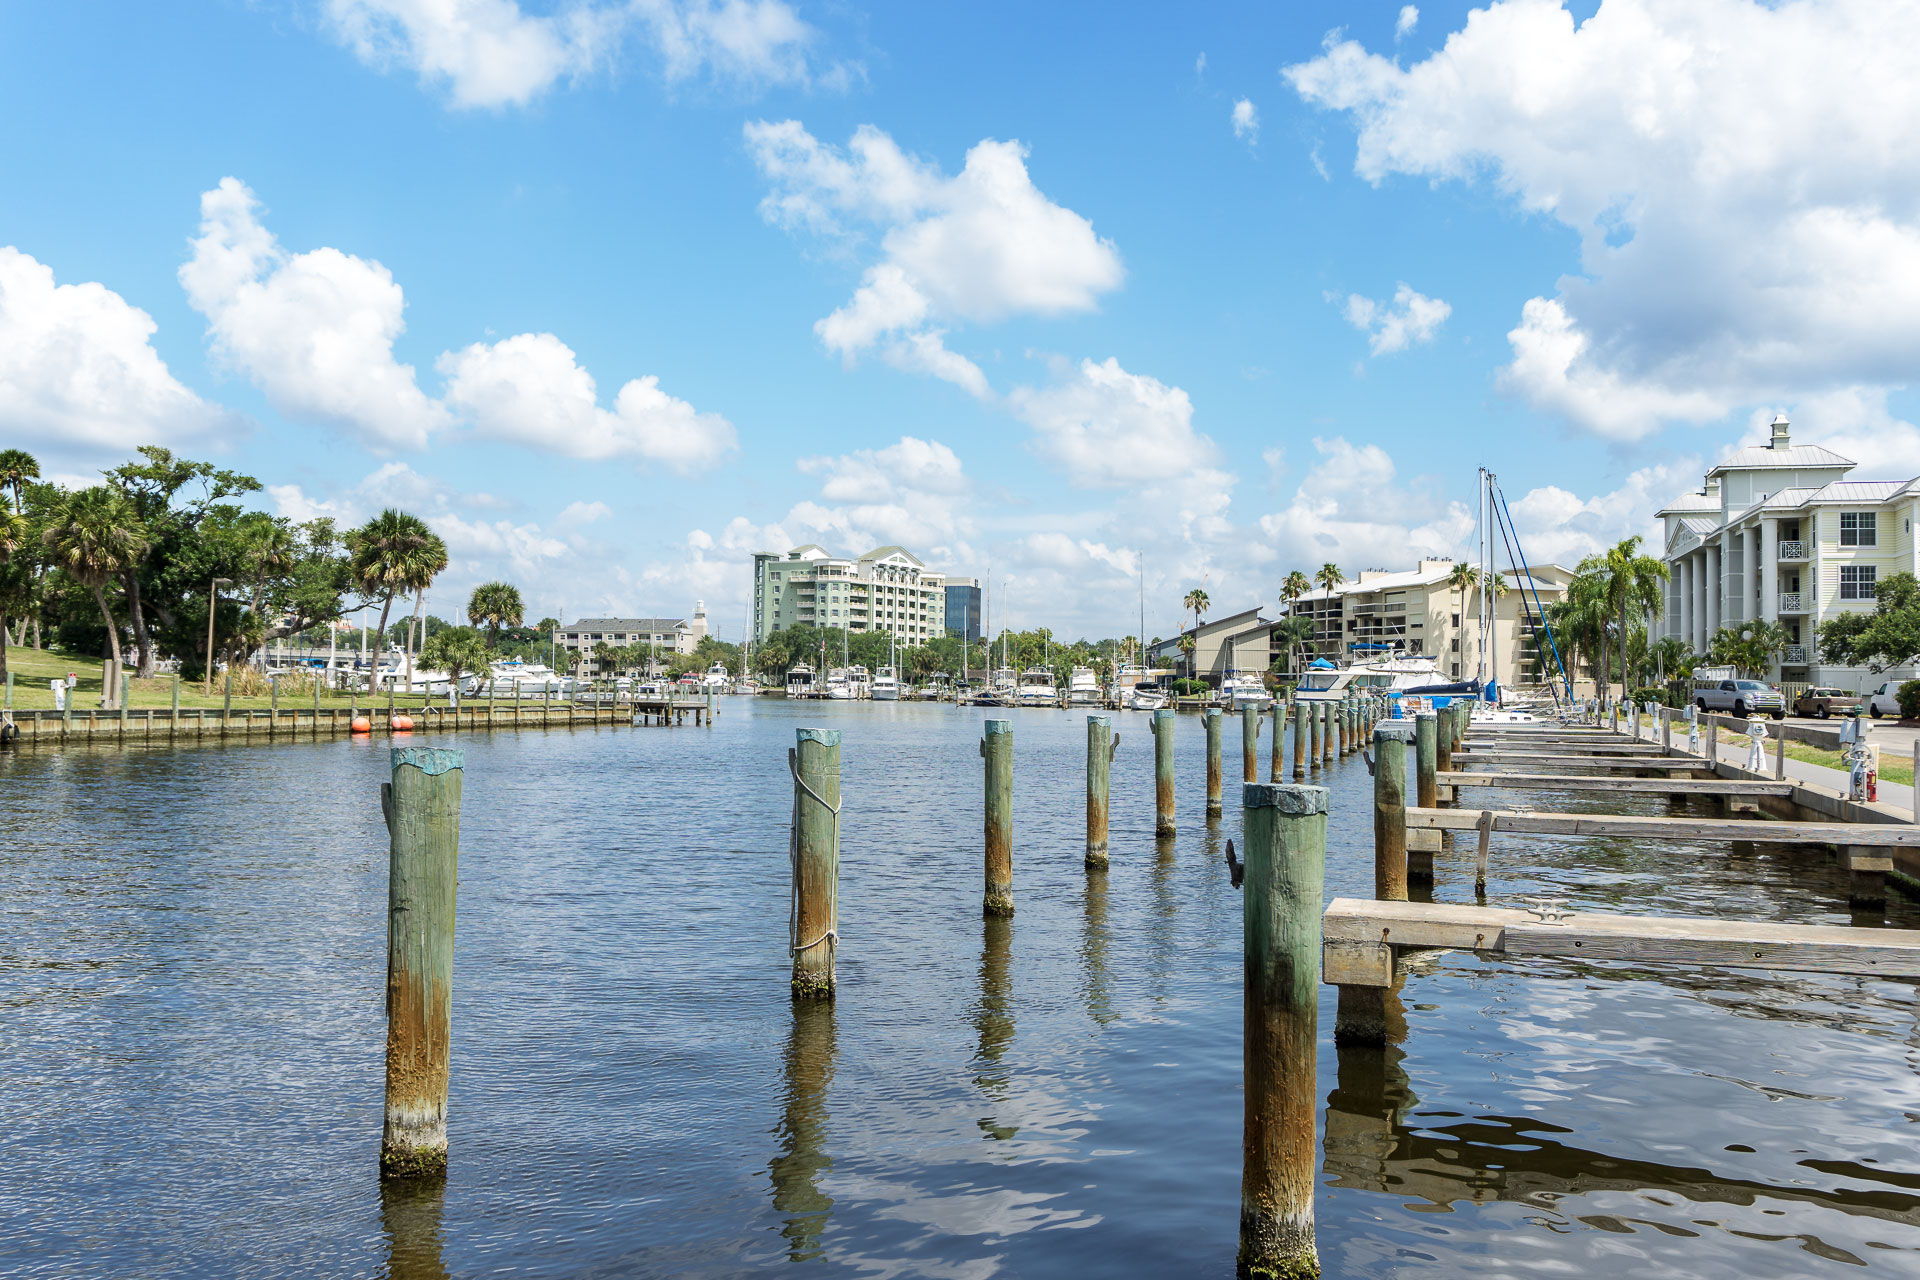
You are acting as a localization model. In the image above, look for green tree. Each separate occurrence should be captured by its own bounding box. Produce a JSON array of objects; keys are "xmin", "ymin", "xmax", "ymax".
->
[
  {"xmin": 0, "ymin": 449, "xmax": 38, "ymax": 513},
  {"xmin": 347, "ymin": 509, "xmax": 439, "ymax": 693},
  {"xmin": 0, "ymin": 506, "xmax": 27, "ymax": 684},
  {"xmin": 467, "ymin": 581, "xmax": 525, "ymax": 651},
  {"xmin": 1273, "ymin": 614, "xmax": 1314, "ymax": 676},
  {"xmin": 42, "ymin": 487, "xmax": 149, "ymax": 707},
  {"xmin": 420, "ymin": 626, "xmax": 492, "ymax": 696},
  {"xmin": 1592, "ymin": 536, "xmax": 1669, "ymax": 702},
  {"xmin": 1816, "ymin": 571, "xmax": 1920, "ymax": 672},
  {"xmin": 399, "ymin": 533, "xmax": 449, "ymax": 692},
  {"xmin": 1280, "ymin": 570, "xmax": 1311, "ymax": 610},
  {"xmin": 1315, "ymin": 562, "xmax": 1345, "ymax": 594},
  {"xmin": 1709, "ymin": 621, "xmax": 1789, "ymax": 678}
]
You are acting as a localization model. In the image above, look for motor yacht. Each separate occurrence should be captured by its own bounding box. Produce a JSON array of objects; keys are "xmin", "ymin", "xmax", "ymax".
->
[
  {"xmin": 1016, "ymin": 667, "xmax": 1059, "ymax": 708},
  {"xmin": 1219, "ymin": 671, "xmax": 1272, "ymax": 710},
  {"xmin": 1067, "ymin": 666, "xmax": 1103, "ymax": 706},
  {"xmin": 786, "ymin": 663, "xmax": 817, "ymax": 699},
  {"xmin": 870, "ymin": 666, "xmax": 902, "ymax": 701}
]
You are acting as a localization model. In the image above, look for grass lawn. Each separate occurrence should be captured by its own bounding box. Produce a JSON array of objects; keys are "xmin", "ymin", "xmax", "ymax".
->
[
  {"xmin": 3, "ymin": 646, "xmax": 450, "ymax": 713},
  {"xmin": 1625, "ymin": 712, "xmax": 1914, "ymax": 788}
]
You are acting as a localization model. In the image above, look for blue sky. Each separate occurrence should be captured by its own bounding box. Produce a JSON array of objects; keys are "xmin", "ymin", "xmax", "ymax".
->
[{"xmin": 6, "ymin": 0, "xmax": 1916, "ymax": 641}]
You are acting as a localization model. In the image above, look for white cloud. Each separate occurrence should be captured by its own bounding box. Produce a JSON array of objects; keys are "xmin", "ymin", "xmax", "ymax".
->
[
  {"xmin": 1507, "ymin": 457, "xmax": 1702, "ymax": 565},
  {"xmin": 1395, "ymin": 5, "xmax": 1419, "ymax": 39},
  {"xmin": 0, "ymin": 246, "xmax": 226, "ymax": 465},
  {"xmin": 1746, "ymin": 389, "xmax": 1920, "ymax": 479},
  {"xmin": 1008, "ymin": 356, "xmax": 1222, "ymax": 493},
  {"xmin": 439, "ymin": 331, "xmax": 735, "ymax": 470},
  {"xmin": 1287, "ymin": 0, "xmax": 1920, "ymax": 438},
  {"xmin": 180, "ymin": 177, "xmax": 449, "ymax": 452},
  {"xmin": 555, "ymin": 499, "xmax": 614, "ymax": 527},
  {"xmin": 327, "ymin": 0, "xmax": 826, "ymax": 109},
  {"xmin": 1341, "ymin": 282, "xmax": 1450, "ymax": 355},
  {"xmin": 746, "ymin": 120, "xmax": 1124, "ymax": 397},
  {"xmin": 1231, "ymin": 98, "xmax": 1259, "ymax": 145}
]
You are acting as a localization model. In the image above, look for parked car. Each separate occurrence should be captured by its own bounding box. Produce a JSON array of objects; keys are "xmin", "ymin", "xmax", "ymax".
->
[
  {"xmin": 1791, "ymin": 686, "xmax": 1862, "ymax": 719},
  {"xmin": 1865, "ymin": 679, "xmax": 1909, "ymax": 719},
  {"xmin": 1693, "ymin": 678, "xmax": 1786, "ymax": 719}
]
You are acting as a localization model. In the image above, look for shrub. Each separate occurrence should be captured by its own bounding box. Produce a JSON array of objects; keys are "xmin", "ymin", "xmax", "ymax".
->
[
  {"xmin": 1899, "ymin": 679, "xmax": 1920, "ymax": 720},
  {"xmin": 1172, "ymin": 678, "xmax": 1210, "ymax": 697},
  {"xmin": 1631, "ymin": 685, "xmax": 1670, "ymax": 708}
]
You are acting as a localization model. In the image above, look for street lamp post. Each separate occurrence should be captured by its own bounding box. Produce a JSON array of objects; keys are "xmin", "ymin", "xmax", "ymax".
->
[{"xmin": 204, "ymin": 577, "xmax": 233, "ymax": 696}]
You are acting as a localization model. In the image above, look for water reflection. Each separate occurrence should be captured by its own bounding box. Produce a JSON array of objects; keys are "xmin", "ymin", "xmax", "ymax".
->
[
  {"xmin": 380, "ymin": 1173, "xmax": 448, "ymax": 1280},
  {"xmin": 768, "ymin": 1000, "xmax": 837, "ymax": 1262},
  {"xmin": 1079, "ymin": 869, "xmax": 1115, "ymax": 1029},
  {"xmin": 974, "ymin": 916, "xmax": 1018, "ymax": 1139}
]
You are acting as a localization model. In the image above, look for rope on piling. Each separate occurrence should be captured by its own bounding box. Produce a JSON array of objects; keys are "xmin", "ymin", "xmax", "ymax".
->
[{"xmin": 787, "ymin": 746, "xmax": 841, "ymax": 960}]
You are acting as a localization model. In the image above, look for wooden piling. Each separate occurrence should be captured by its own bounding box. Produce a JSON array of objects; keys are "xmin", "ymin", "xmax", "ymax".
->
[
  {"xmin": 1320, "ymin": 702, "xmax": 1334, "ymax": 766},
  {"xmin": 222, "ymin": 667, "xmax": 232, "ymax": 736},
  {"xmin": 379, "ymin": 746, "xmax": 463, "ymax": 1178},
  {"xmin": 1152, "ymin": 708, "xmax": 1176, "ymax": 837},
  {"xmin": 1434, "ymin": 706, "xmax": 1453, "ymax": 786},
  {"xmin": 982, "ymin": 719, "xmax": 1014, "ymax": 916},
  {"xmin": 791, "ymin": 728, "xmax": 842, "ymax": 999},
  {"xmin": 1372, "ymin": 722, "xmax": 1414, "ymax": 902},
  {"xmin": 1242, "ymin": 703, "xmax": 1260, "ymax": 784},
  {"xmin": 1238, "ymin": 782, "xmax": 1326, "ymax": 1280},
  {"xmin": 1291, "ymin": 701, "xmax": 1307, "ymax": 781},
  {"xmin": 1086, "ymin": 715, "xmax": 1115, "ymax": 870},
  {"xmin": 1414, "ymin": 712, "xmax": 1437, "ymax": 809},
  {"xmin": 1306, "ymin": 702, "xmax": 1321, "ymax": 771},
  {"xmin": 1270, "ymin": 697, "xmax": 1285, "ymax": 782},
  {"xmin": 1206, "ymin": 708, "xmax": 1225, "ymax": 817}
]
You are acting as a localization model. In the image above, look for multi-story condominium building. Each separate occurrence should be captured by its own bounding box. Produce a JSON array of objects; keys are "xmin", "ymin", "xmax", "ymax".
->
[
  {"xmin": 751, "ymin": 545, "xmax": 952, "ymax": 645},
  {"xmin": 560, "ymin": 603, "xmax": 708, "ymax": 676},
  {"xmin": 1657, "ymin": 415, "xmax": 1919, "ymax": 685},
  {"xmin": 1285, "ymin": 559, "xmax": 1576, "ymax": 689},
  {"xmin": 944, "ymin": 577, "xmax": 983, "ymax": 642}
]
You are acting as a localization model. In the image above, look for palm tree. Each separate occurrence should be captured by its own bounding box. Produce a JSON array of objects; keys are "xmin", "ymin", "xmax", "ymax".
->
[
  {"xmin": 0, "ymin": 449, "xmax": 37, "ymax": 514},
  {"xmin": 42, "ymin": 487, "xmax": 149, "ymax": 709},
  {"xmin": 400, "ymin": 534, "xmax": 449, "ymax": 694},
  {"xmin": 1273, "ymin": 614, "xmax": 1315, "ymax": 677},
  {"xmin": 347, "ymin": 508, "xmax": 438, "ymax": 694},
  {"xmin": 1597, "ymin": 536, "xmax": 1670, "ymax": 703},
  {"xmin": 420, "ymin": 626, "xmax": 492, "ymax": 699},
  {"xmin": 0, "ymin": 507, "xmax": 26, "ymax": 685},
  {"xmin": 1648, "ymin": 636, "xmax": 1694, "ymax": 684},
  {"xmin": 1280, "ymin": 570, "xmax": 1311, "ymax": 610},
  {"xmin": 1444, "ymin": 561, "xmax": 1478, "ymax": 673},
  {"xmin": 1315, "ymin": 562, "xmax": 1345, "ymax": 594},
  {"xmin": 468, "ymin": 581, "xmax": 525, "ymax": 651}
]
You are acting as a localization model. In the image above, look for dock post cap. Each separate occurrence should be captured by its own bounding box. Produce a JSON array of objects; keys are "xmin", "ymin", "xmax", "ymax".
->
[
  {"xmin": 984, "ymin": 719, "xmax": 1012, "ymax": 736},
  {"xmin": 1087, "ymin": 714, "xmax": 1111, "ymax": 727},
  {"xmin": 796, "ymin": 727, "xmax": 841, "ymax": 745},
  {"xmin": 391, "ymin": 746, "xmax": 463, "ymax": 774},
  {"xmin": 1414, "ymin": 710, "xmax": 1436, "ymax": 722},
  {"xmin": 1373, "ymin": 722, "xmax": 1417, "ymax": 744},
  {"xmin": 1243, "ymin": 783, "xmax": 1329, "ymax": 814},
  {"xmin": 1205, "ymin": 706, "xmax": 1222, "ymax": 718}
]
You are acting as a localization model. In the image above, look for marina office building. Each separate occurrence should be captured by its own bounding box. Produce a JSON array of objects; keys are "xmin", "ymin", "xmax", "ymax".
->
[
  {"xmin": 1286, "ymin": 559, "xmax": 1576, "ymax": 691},
  {"xmin": 751, "ymin": 545, "xmax": 957, "ymax": 646},
  {"xmin": 560, "ymin": 603, "xmax": 709, "ymax": 676},
  {"xmin": 1657, "ymin": 416, "xmax": 1920, "ymax": 686}
]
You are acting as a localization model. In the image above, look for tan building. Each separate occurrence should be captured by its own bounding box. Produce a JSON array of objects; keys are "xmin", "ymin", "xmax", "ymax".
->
[
  {"xmin": 1147, "ymin": 606, "xmax": 1278, "ymax": 681},
  {"xmin": 1285, "ymin": 559, "xmax": 1575, "ymax": 689},
  {"xmin": 560, "ymin": 603, "xmax": 709, "ymax": 677}
]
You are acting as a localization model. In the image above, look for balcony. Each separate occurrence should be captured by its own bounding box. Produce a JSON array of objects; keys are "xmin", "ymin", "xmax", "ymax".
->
[
  {"xmin": 1781, "ymin": 644, "xmax": 1808, "ymax": 665},
  {"xmin": 1777, "ymin": 540, "xmax": 1808, "ymax": 561},
  {"xmin": 1777, "ymin": 592, "xmax": 1806, "ymax": 613}
]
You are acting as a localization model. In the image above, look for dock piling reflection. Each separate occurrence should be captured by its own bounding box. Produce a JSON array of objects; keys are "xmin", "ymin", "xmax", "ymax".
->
[{"xmin": 769, "ymin": 999, "xmax": 838, "ymax": 1261}]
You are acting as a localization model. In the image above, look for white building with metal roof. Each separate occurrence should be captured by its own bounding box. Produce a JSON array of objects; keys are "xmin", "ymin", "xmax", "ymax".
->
[{"xmin": 1657, "ymin": 415, "xmax": 1920, "ymax": 685}]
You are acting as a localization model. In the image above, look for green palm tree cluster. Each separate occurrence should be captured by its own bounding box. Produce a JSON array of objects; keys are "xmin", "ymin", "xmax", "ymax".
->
[
  {"xmin": 420, "ymin": 626, "xmax": 492, "ymax": 696},
  {"xmin": 41, "ymin": 488, "xmax": 151, "ymax": 708},
  {"xmin": 1543, "ymin": 536, "xmax": 1676, "ymax": 700},
  {"xmin": 468, "ymin": 581, "xmax": 525, "ymax": 652}
]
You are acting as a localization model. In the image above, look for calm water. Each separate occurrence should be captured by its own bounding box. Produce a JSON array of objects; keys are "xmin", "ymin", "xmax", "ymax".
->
[{"xmin": 4, "ymin": 701, "xmax": 1920, "ymax": 1278}]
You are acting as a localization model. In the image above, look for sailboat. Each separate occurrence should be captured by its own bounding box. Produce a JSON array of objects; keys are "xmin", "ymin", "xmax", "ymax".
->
[{"xmin": 871, "ymin": 634, "xmax": 901, "ymax": 700}]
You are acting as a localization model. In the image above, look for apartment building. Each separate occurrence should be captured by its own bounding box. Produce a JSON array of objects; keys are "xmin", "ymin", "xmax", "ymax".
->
[
  {"xmin": 752, "ymin": 545, "xmax": 951, "ymax": 645},
  {"xmin": 1658, "ymin": 415, "xmax": 1920, "ymax": 685},
  {"xmin": 1286, "ymin": 559, "xmax": 1574, "ymax": 688},
  {"xmin": 560, "ymin": 603, "xmax": 708, "ymax": 676}
]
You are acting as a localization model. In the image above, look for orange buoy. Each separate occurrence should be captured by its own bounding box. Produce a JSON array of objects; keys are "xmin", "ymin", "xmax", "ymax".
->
[
  {"xmin": 351, "ymin": 715, "xmax": 373, "ymax": 734},
  {"xmin": 390, "ymin": 714, "xmax": 414, "ymax": 732}
]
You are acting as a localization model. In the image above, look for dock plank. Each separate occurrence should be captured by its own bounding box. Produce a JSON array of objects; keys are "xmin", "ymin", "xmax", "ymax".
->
[
  {"xmin": 1404, "ymin": 805, "xmax": 1920, "ymax": 846},
  {"xmin": 1441, "ymin": 772, "xmax": 1793, "ymax": 796}
]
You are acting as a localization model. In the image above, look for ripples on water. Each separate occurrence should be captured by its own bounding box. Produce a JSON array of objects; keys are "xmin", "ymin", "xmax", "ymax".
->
[{"xmin": 2, "ymin": 702, "xmax": 1918, "ymax": 1277}]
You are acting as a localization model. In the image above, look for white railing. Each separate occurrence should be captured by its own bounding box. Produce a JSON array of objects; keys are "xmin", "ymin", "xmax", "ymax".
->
[
  {"xmin": 1777, "ymin": 540, "xmax": 1808, "ymax": 560},
  {"xmin": 1777, "ymin": 592, "xmax": 1805, "ymax": 612},
  {"xmin": 1781, "ymin": 644, "xmax": 1808, "ymax": 664}
]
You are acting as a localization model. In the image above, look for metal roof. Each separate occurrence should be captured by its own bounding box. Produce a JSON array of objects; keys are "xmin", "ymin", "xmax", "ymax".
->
[{"xmin": 1706, "ymin": 443, "xmax": 1854, "ymax": 475}]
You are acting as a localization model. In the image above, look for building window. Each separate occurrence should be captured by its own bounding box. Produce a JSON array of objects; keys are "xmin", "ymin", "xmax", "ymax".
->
[
  {"xmin": 1839, "ymin": 511, "xmax": 1877, "ymax": 546},
  {"xmin": 1840, "ymin": 565, "xmax": 1878, "ymax": 600}
]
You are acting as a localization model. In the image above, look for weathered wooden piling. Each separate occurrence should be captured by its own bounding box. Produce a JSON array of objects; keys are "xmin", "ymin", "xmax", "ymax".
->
[
  {"xmin": 1372, "ymin": 722, "xmax": 1415, "ymax": 902},
  {"xmin": 1270, "ymin": 698, "xmax": 1285, "ymax": 782},
  {"xmin": 1086, "ymin": 715, "xmax": 1115, "ymax": 870},
  {"xmin": 1206, "ymin": 708, "xmax": 1225, "ymax": 817},
  {"xmin": 1242, "ymin": 703, "xmax": 1260, "ymax": 784},
  {"xmin": 1152, "ymin": 708, "xmax": 1177, "ymax": 836},
  {"xmin": 982, "ymin": 720, "xmax": 1015, "ymax": 916},
  {"xmin": 1414, "ymin": 712, "xmax": 1437, "ymax": 809},
  {"xmin": 1305, "ymin": 702, "xmax": 1320, "ymax": 772},
  {"xmin": 1291, "ymin": 701, "xmax": 1307, "ymax": 781},
  {"xmin": 1320, "ymin": 702, "xmax": 1335, "ymax": 766},
  {"xmin": 379, "ymin": 746, "xmax": 463, "ymax": 1178},
  {"xmin": 791, "ymin": 728, "xmax": 842, "ymax": 998},
  {"xmin": 1434, "ymin": 707, "xmax": 1453, "ymax": 788},
  {"xmin": 1238, "ymin": 782, "xmax": 1326, "ymax": 1280}
]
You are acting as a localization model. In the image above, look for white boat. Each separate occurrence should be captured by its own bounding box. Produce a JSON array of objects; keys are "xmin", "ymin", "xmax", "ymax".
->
[
  {"xmin": 1067, "ymin": 666, "xmax": 1102, "ymax": 706},
  {"xmin": 732, "ymin": 677, "xmax": 764, "ymax": 696},
  {"xmin": 1127, "ymin": 682, "xmax": 1170, "ymax": 711},
  {"xmin": 825, "ymin": 667, "xmax": 855, "ymax": 700},
  {"xmin": 701, "ymin": 661, "xmax": 732, "ymax": 690},
  {"xmin": 1016, "ymin": 667, "xmax": 1058, "ymax": 707},
  {"xmin": 870, "ymin": 665, "xmax": 901, "ymax": 701},
  {"xmin": 786, "ymin": 663, "xmax": 817, "ymax": 699},
  {"xmin": 1220, "ymin": 672, "xmax": 1272, "ymax": 710},
  {"xmin": 846, "ymin": 665, "xmax": 872, "ymax": 699},
  {"xmin": 470, "ymin": 660, "xmax": 568, "ymax": 698}
]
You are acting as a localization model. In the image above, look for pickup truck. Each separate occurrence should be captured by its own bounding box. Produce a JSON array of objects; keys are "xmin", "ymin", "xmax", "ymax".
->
[
  {"xmin": 1791, "ymin": 686, "xmax": 1861, "ymax": 719},
  {"xmin": 1693, "ymin": 678, "xmax": 1786, "ymax": 719}
]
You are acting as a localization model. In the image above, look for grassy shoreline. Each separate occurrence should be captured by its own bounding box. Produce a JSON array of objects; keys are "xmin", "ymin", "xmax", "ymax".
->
[{"xmin": 3, "ymin": 647, "xmax": 450, "ymax": 713}]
